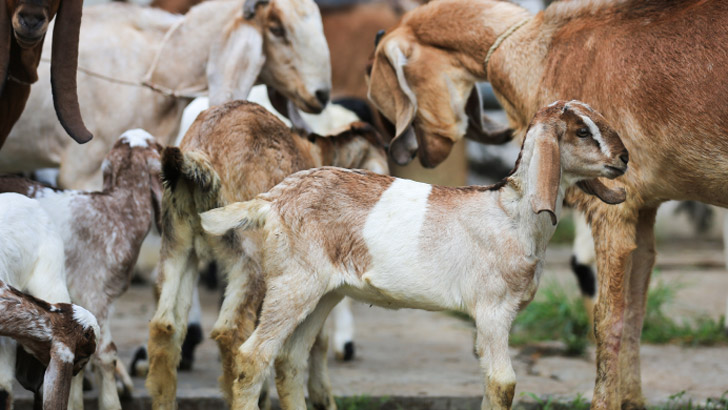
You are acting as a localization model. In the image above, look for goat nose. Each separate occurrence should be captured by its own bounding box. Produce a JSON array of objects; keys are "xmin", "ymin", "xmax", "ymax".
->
[
  {"xmin": 315, "ymin": 89, "xmax": 330, "ymax": 107},
  {"xmin": 620, "ymin": 152, "xmax": 629, "ymax": 165},
  {"xmin": 19, "ymin": 13, "xmax": 44, "ymax": 31}
]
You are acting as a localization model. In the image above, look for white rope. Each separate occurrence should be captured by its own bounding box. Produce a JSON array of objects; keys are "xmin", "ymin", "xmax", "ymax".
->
[{"xmin": 483, "ymin": 17, "xmax": 532, "ymax": 74}]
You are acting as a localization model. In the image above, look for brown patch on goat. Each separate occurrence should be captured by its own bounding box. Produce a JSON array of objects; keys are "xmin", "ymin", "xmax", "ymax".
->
[{"xmin": 268, "ymin": 168, "xmax": 393, "ymax": 276}]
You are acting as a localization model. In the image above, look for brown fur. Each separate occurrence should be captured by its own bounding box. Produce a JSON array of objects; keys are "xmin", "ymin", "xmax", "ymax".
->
[{"xmin": 367, "ymin": 1, "xmax": 726, "ymax": 407}]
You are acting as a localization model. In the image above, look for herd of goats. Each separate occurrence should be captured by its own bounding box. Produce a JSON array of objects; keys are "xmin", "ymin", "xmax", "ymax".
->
[{"xmin": 0, "ymin": 0, "xmax": 726, "ymax": 408}]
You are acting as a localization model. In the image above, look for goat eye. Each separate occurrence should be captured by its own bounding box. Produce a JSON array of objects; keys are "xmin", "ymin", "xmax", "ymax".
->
[
  {"xmin": 269, "ymin": 25, "xmax": 285, "ymax": 38},
  {"xmin": 576, "ymin": 127, "xmax": 591, "ymax": 138}
]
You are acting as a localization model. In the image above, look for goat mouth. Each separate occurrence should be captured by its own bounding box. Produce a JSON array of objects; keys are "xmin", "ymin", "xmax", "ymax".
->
[
  {"xmin": 604, "ymin": 165, "xmax": 627, "ymax": 178},
  {"xmin": 13, "ymin": 31, "xmax": 43, "ymax": 48}
]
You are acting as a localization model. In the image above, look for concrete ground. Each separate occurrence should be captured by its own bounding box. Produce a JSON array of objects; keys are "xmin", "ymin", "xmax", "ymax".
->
[{"xmin": 13, "ymin": 241, "xmax": 728, "ymax": 409}]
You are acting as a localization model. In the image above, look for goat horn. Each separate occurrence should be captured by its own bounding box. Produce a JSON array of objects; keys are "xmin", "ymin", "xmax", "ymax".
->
[
  {"xmin": 0, "ymin": 1, "xmax": 10, "ymax": 97},
  {"xmin": 51, "ymin": 0, "xmax": 93, "ymax": 144}
]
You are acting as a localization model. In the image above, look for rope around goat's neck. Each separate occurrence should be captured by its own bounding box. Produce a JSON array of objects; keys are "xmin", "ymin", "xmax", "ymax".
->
[
  {"xmin": 483, "ymin": 17, "xmax": 532, "ymax": 75},
  {"xmin": 38, "ymin": 57, "xmax": 205, "ymax": 100}
]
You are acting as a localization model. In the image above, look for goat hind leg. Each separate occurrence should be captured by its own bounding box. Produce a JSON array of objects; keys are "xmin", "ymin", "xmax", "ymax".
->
[
  {"xmin": 232, "ymin": 273, "xmax": 327, "ymax": 410},
  {"xmin": 0, "ymin": 337, "xmax": 16, "ymax": 410},
  {"xmin": 274, "ymin": 292, "xmax": 343, "ymax": 410},
  {"xmin": 146, "ymin": 246, "xmax": 199, "ymax": 410}
]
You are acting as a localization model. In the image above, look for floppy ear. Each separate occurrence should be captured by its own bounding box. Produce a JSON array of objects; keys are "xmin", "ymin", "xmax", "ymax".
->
[
  {"xmin": 528, "ymin": 125, "xmax": 562, "ymax": 225},
  {"xmin": 382, "ymin": 41, "xmax": 418, "ymax": 165},
  {"xmin": 266, "ymin": 86, "xmax": 313, "ymax": 134},
  {"xmin": 577, "ymin": 179, "xmax": 626, "ymax": 205},
  {"xmin": 207, "ymin": 23, "xmax": 265, "ymax": 106},
  {"xmin": 243, "ymin": 0, "xmax": 269, "ymax": 19},
  {"xmin": 42, "ymin": 346, "xmax": 75, "ymax": 410},
  {"xmin": 0, "ymin": 0, "xmax": 10, "ymax": 98},
  {"xmin": 464, "ymin": 86, "xmax": 513, "ymax": 144}
]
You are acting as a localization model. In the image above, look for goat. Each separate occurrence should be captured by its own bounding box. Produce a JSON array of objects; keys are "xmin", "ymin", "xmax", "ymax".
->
[
  {"xmin": 0, "ymin": 279, "xmax": 99, "ymax": 410},
  {"xmin": 0, "ymin": 0, "xmax": 331, "ymax": 191},
  {"xmin": 0, "ymin": 0, "xmax": 91, "ymax": 148},
  {"xmin": 0, "ymin": 192, "xmax": 101, "ymax": 409},
  {"xmin": 0, "ymin": 129, "xmax": 163, "ymax": 410},
  {"xmin": 198, "ymin": 101, "xmax": 628, "ymax": 410},
  {"xmin": 366, "ymin": 1, "xmax": 728, "ymax": 407},
  {"xmin": 146, "ymin": 100, "xmax": 387, "ymax": 410}
]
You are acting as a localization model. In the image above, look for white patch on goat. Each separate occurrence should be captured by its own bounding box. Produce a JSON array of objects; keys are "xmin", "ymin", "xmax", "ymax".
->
[
  {"xmin": 72, "ymin": 305, "xmax": 100, "ymax": 341},
  {"xmin": 120, "ymin": 129, "xmax": 154, "ymax": 148},
  {"xmin": 53, "ymin": 341, "xmax": 75, "ymax": 363},
  {"xmin": 359, "ymin": 179, "xmax": 463, "ymax": 310},
  {"xmin": 578, "ymin": 114, "xmax": 610, "ymax": 157}
]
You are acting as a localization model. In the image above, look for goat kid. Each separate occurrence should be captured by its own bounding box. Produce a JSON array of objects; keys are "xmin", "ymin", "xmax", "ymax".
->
[
  {"xmin": 200, "ymin": 101, "xmax": 628, "ymax": 410},
  {"xmin": 146, "ymin": 100, "xmax": 387, "ymax": 410},
  {"xmin": 0, "ymin": 193, "xmax": 100, "ymax": 409},
  {"xmin": 0, "ymin": 130, "xmax": 163, "ymax": 410}
]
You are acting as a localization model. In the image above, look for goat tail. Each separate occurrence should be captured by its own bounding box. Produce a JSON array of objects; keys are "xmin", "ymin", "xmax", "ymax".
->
[
  {"xmin": 161, "ymin": 147, "xmax": 221, "ymax": 196},
  {"xmin": 199, "ymin": 200, "xmax": 270, "ymax": 236}
]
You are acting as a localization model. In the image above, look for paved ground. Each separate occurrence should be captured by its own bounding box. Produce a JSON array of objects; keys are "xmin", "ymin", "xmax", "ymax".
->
[{"xmin": 14, "ymin": 241, "xmax": 728, "ymax": 409}]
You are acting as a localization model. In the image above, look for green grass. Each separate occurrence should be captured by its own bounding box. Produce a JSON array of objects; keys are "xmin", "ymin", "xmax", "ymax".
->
[
  {"xmin": 507, "ymin": 275, "xmax": 727, "ymax": 355},
  {"xmin": 330, "ymin": 395, "xmax": 392, "ymax": 410},
  {"xmin": 519, "ymin": 391, "xmax": 728, "ymax": 410}
]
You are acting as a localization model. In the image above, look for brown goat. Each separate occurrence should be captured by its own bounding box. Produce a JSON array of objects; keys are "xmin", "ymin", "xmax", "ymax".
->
[
  {"xmin": 0, "ymin": 0, "xmax": 91, "ymax": 148},
  {"xmin": 366, "ymin": 0, "xmax": 728, "ymax": 408}
]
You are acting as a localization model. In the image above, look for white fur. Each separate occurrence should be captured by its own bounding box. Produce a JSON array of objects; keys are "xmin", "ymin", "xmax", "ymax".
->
[
  {"xmin": 579, "ymin": 114, "xmax": 610, "ymax": 156},
  {"xmin": 120, "ymin": 128, "xmax": 154, "ymax": 148},
  {"xmin": 53, "ymin": 342, "xmax": 75, "ymax": 364},
  {"xmin": 72, "ymin": 305, "xmax": 101, "ymax": 343}
]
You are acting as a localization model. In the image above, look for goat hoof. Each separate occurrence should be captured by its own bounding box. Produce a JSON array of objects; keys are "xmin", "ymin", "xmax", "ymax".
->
[
  {"xmin": 82, "ymin": 375, "xmax": 94, "ymax": 391},
  {"xmin": 342, "ymin": 341, "xmax": 355, "ymax": 361},
  {"xmin": 117, "ymin": 379, "xmax": 133, "ymax": 401},
  {"xmin": 0, "ymin": 389, "xmax": 11, "ymax": 410},
  {"xmin": 129, "ymin": 346, "xmax": 149, "ymax": 377},
  {"xmin": 179, "ymin": 323, "xmax": 204, "ymax": 371}
]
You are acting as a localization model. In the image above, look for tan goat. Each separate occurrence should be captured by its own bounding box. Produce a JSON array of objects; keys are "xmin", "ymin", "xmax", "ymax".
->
[
  {"xmin": 366, "ymin": 0, "xmax": 728, "ymax": 408},
  {"xmin": 199, "ymin": 101, "xmax": 628, "ymax": 410},
  {"xmin": 147, "ymin": 100, "xmax": 387, "ymax": 410}
]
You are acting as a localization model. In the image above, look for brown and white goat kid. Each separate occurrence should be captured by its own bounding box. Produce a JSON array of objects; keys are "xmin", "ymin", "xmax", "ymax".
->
[
  {"xmin": 0, "ymin": 192, "xmax": 100, "ymax": 409},
  {"xmin": 199, "ymin": 101, "xmax": 629, "ymax": 410},
  {"xmin": 0, "ymin": 279, "xmax": 98, "ymax": 410},
  {"xmin": 147, "ymin": 100, "xmax": 387, "ymax": 410},
  {"xmin": 0, "ymin": 130, "xmax": 163, "ymax": 410}
]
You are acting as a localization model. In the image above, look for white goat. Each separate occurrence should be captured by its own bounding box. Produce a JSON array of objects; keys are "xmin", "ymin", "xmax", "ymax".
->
[
  {"xmin": 0, "ymin": 0, "xmax": 331, "ymax": 191},
  {"xmin": 146, "ymin": 100, "xmax": 387, "ymax": 410},
  {"xmin": 0, "ymin": 193, "xmax": 101, "ymax": 409},
  {"xmin": 0, "ymin": 130, "xmax": 163, "ymax": 410},
  {"xmin": 199, "ymin": 101, "xmax": 629, "ymax": 410}
]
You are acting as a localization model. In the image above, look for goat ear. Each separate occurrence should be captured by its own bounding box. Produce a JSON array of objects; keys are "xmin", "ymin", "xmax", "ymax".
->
[
  {"xmin": 266, "ymin": 86, "xmax": 313, "ymax": 134},
  {"xmin": 51, "ymin": 0, "xmax": 93, "ymax": 144},
  {"xmin": 464, "ymin": 86, "xmax": 513, "ymax": 144},
  {"xmin": 528, "ymin": 125, "xmax": 562, "ymax": 225},
  {"xmin": 382, "ymin": 42, "xmax": 418, "ymax": 165},
  {"xmin": 42, "ymin": 347, "xmax": 75, "ymax": 410},
  {"xmin": 577, "ymin": 179, "xmax": 626, "ymax": 205},
  {"xmin": 243, "ymin": 0, "xmax": 269, "ymax": 19},
  {"xmin": 207, "ymin": 23, "xmax": 265, "ymax": 106},
  {"xmin": 0, "ymin": 0, "xmax": 10, "ymax": 98}
]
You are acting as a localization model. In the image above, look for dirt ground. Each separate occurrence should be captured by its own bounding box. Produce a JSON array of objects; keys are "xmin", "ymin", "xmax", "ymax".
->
[{"xmin": 14, "ymin": 241, "xmax": 728, "ymax": 408}]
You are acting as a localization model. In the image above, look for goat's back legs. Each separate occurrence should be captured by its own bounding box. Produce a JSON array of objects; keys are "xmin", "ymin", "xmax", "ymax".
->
[
  {"xmin": 275, "ymin": 292, "xmax": 343, "ymax": 410},
  {"xmin": 146, "ymin": 234, "xmax": 200, "ymax": 410},
  {"xmin": 231, "ymin": 271, "xmax": 328, "ymax": 410},
  {"xmin": 211, "ymin": 255, "xmax": 264, "ymax": 405},
  {"xmin": 473, "ymin": 304, "xmax": 517, "ymax": 410},
  {"xmin": 618, "ymin": 208, "xmax": 657, "ymax": 410},
  {"xmin": 94, "ymin": 321, "xmax": 123, "ymax": 410}
]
